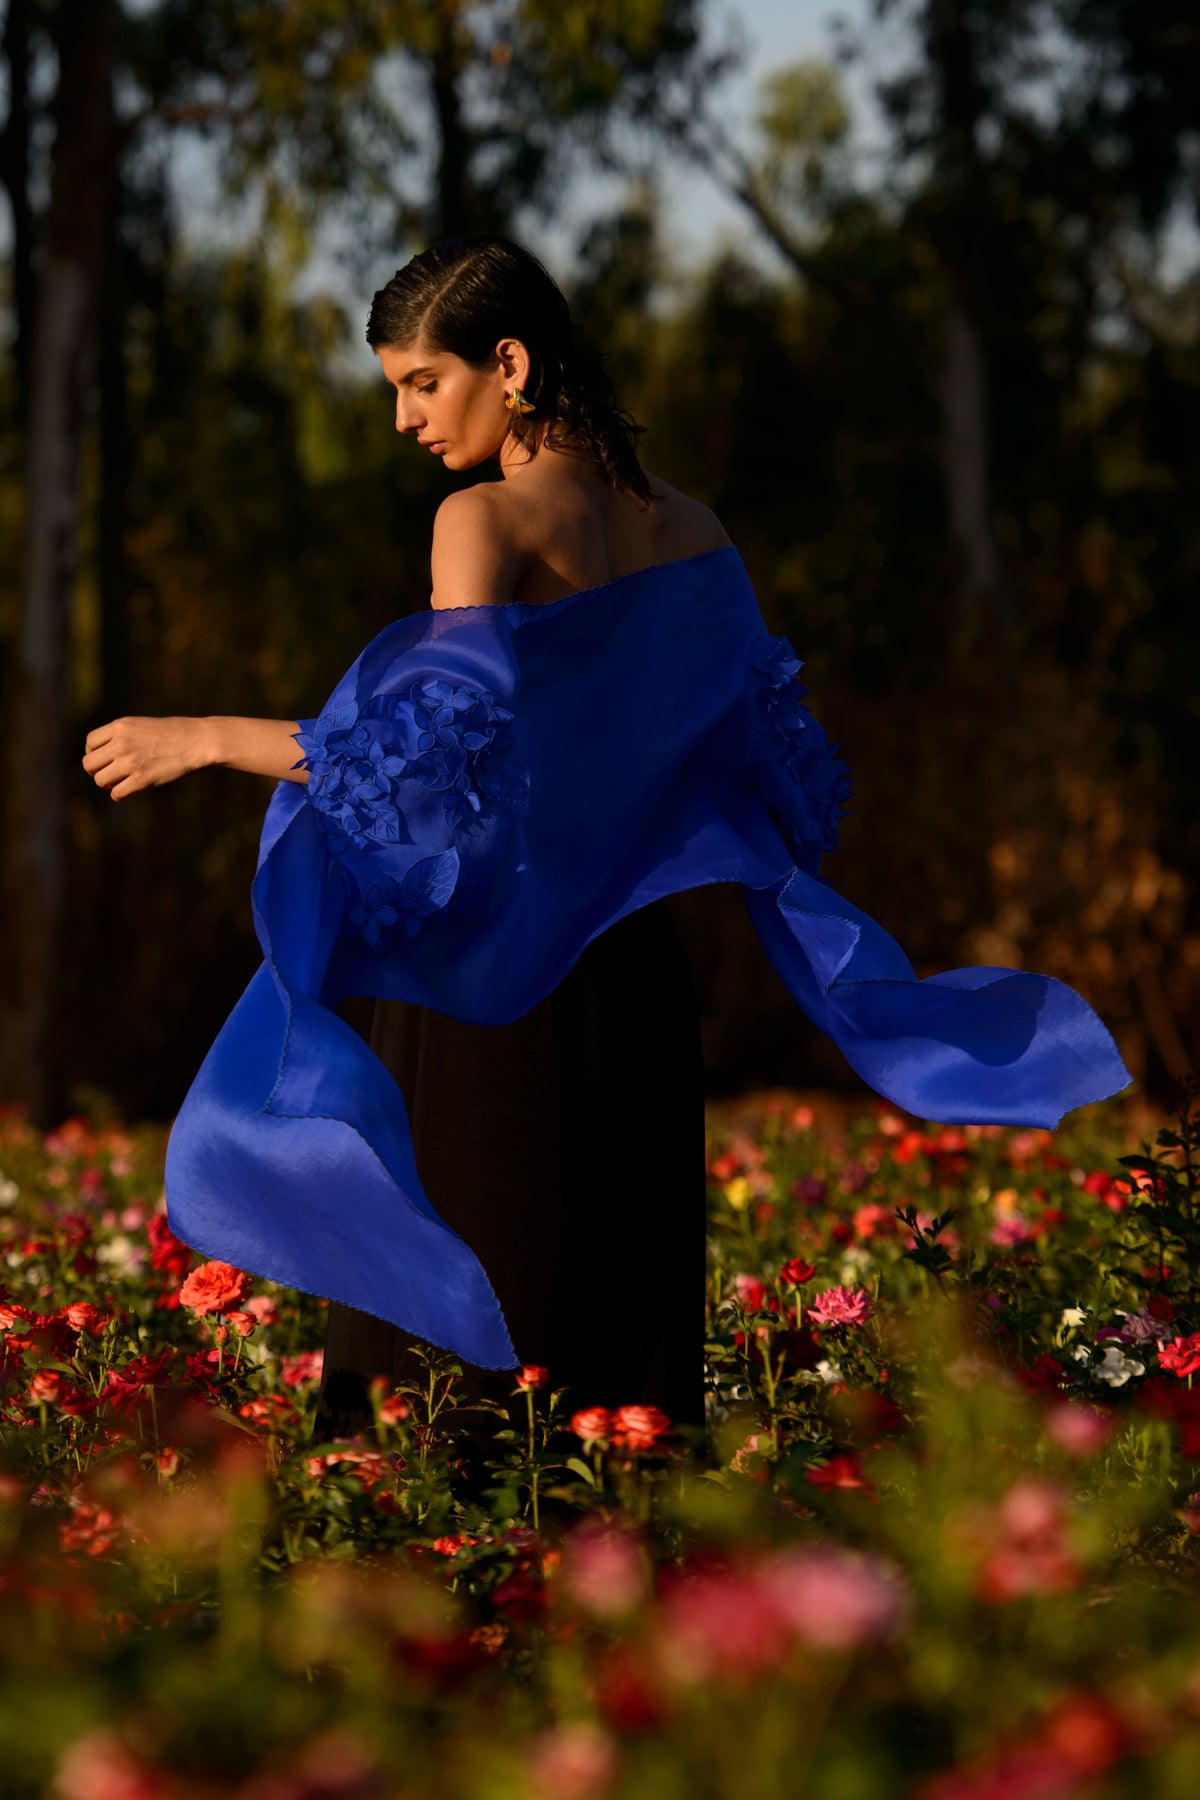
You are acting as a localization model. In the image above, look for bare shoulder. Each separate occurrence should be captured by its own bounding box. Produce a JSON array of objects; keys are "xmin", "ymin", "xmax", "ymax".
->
[
  {"xmin": 429, "ymin": 483, "xmax": 523, "ymax": 611},
  {"xmin": 642, "ymin": 471, "xmax": 734, "ymax": 556}
]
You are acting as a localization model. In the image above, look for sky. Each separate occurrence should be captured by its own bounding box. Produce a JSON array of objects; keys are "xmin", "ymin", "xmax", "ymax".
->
[{"xmin": 527, "ymin": 0, "xmax": 886, "ymax": 280}]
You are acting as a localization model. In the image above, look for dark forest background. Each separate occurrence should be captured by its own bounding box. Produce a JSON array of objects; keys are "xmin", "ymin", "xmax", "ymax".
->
[{"xmin": 1, "ymin": 0, "xmax": 1196, "ymax": 1129}]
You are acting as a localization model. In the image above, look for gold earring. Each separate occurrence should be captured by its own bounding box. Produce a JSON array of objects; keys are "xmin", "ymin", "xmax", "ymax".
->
[{"xmin": 505, "ymin": 386, "xmax": 535, "ymax": 416}]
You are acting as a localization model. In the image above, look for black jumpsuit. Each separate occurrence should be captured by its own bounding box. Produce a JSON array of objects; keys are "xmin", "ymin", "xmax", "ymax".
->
[{"xmin": 311, "ymin": 895, "xmax": 708, "ymax": 1457}]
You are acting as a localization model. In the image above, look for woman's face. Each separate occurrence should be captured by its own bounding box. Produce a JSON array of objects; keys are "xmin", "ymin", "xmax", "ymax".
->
[{"xmin": 376, "ymin": 336, "xmax": 530, "ymax": 472}]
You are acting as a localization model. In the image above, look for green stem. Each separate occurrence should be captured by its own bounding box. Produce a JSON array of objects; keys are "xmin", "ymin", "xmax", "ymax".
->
[{"xmin": 525, "ymin": 1386, "xmax": 539, "ymax": 1531}]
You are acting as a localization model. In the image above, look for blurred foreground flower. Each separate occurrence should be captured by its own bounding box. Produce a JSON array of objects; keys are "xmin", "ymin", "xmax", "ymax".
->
[
  {"xmin": 761, "ymin": 1543, "xmax": 911, "ymax": 1649},
  {"xmin": 527, "ymin": 1720, "xmax": 619, "ymax": 1800},
  {"xmin": 53, "ymin": 1728, "xmax": 164, "ymax": 1800},
  {"xmin": 561, "ymin": 1519, "xmax": 650, "ymax": 1620},
  {"xmin": 1042, "ymin": 1402, "xmax": 1116, "ymax": 1458}
]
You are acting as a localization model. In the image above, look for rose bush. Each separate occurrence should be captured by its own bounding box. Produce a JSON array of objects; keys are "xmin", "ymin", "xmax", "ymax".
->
[{"xmin": 1, "ymin": 1079, "xmax": 1200, "ymax": 1796}]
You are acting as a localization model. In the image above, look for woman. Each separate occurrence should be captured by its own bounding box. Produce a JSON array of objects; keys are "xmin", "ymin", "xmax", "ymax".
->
[
  {"xmin": 81, "ymin": 235, "xmax": 722, "ymax": 1455},
  {"xmin": 83, "ymin": 237, "xmax": 1130, "ymax": 1481}
]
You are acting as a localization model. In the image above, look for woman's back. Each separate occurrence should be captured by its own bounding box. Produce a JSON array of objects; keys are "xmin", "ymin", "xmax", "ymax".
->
[
  {"xmin": 429, "ymin": 455, "xmax": 733, "ymax": 611},
  {"xmin": 488, "ymin": 463, "xmax": 733, "ymax": 607}
]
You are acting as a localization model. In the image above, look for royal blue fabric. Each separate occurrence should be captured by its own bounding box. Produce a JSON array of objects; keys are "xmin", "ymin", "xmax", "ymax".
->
[{"xmin": 163, "ymin": 545, "xmax": 1131, "ymax": 1368}]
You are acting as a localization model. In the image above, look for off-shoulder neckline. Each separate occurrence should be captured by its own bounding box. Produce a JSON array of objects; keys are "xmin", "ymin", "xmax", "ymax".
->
[{"xmin": 432, "ymin": 542, "xmax": 744, "ymax": 620}]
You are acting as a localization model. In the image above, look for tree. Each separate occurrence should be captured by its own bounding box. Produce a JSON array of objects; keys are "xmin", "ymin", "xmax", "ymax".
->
[
  {"xmin": 1, "ymin": 0, "xmax": 116, "ymax": 1126},
  {"xmin": 0, "ymin": 0, "xmax": 715, "ymax": 1121}
]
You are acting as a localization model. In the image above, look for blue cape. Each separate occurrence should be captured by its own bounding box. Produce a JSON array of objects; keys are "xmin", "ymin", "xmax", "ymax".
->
[{"xmin": 163, "ymin": 545, "xmax": 1131, "ymax": 1368}]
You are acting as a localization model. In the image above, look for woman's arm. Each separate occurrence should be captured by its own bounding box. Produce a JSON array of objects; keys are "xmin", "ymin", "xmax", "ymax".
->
[{"xmin": 82, "ymin": 714, "xmax": 308, "ymax": 801}]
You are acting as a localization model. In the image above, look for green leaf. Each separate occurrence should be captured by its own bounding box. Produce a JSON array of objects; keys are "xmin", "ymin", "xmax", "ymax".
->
[{"xmin": 565, "ymin": 1457, "xmax": 597, "ymax": 1486}]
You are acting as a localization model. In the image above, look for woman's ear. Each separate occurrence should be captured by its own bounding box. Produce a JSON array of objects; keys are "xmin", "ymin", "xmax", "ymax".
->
[{"xmin": 495, "ymin": 336, "xmax": 531, "ymax": 389}]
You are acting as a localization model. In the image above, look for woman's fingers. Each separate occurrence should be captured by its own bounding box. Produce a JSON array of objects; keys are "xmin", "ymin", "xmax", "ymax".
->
[
  {"xmin": 83, "ymin": 752, "xmax": 132, "ymax": 797},
  {"xmin": 81, "ymin": 718, "xmax": 152, "ymax": 799},
  {"xmin": 80, "ymin": 716, "xmax": 204, "ymax": 799}
]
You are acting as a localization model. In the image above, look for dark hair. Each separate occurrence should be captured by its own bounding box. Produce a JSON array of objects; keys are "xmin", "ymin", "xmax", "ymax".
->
[{"xmin": 366, "ymin": 235, "xmax": 652, "ymax": 507}]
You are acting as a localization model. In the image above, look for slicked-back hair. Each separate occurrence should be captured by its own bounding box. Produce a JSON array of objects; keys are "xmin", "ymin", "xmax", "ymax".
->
[{"xmin": 366, "ymin": 235, "xmax": 651, "ymax": 506}]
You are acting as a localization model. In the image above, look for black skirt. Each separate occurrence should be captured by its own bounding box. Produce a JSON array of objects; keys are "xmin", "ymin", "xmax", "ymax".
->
[{"xmin": 311, "ymin": 895, "xmax": 708, "ymax": 1452}]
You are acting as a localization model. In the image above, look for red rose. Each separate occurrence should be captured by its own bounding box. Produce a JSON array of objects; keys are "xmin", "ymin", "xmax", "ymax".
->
[
  {"xmin": 805, "ymin": 1450, "xmax": 877, "ymax": 1499},
  {"xmin": 177, "ymin": 1259, "xmax": 253, "ymax": 1317},
  {"xmin": 146, "ymin": 1210, "xmax": 193, "ymax": 1276},
  {"xmin": 1159, "ymin": 1333, "xmax": 1200, "ymax": 1379}
]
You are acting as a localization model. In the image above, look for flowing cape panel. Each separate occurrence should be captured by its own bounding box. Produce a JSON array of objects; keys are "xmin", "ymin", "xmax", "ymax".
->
[{"xmin": 163, "ymin": 545, "xmax": 1131, "ymax": 1368}]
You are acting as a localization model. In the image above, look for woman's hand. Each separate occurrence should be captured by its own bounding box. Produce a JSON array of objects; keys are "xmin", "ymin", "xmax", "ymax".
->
[
  {"xmin": 82, "ymin": 715, "xmax": 216, "ymax": 801},
  {"xmin": 83, "ymin": 715, "xmax": 308, "ymax": 796}
]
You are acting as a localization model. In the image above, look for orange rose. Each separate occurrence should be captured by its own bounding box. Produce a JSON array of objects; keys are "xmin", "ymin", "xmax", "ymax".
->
[
  {"xmin": 570, "ymin": 1406, "xmax": 614, "ymax": 1442},
  {"xmin": 178, "ymin": 1259, "xmax": 253, "ymax": 1317},
  {"xmin": 610, "ymin": 1405, "xmax": 672, "ymax": 1452},
  {"xmin": 28, "ymin": 1369, "xmax": 67, "ymax": 1405},
  {"xmin": 62, "ymin": 1301, "xmax": 104, "ymax": 1334}
]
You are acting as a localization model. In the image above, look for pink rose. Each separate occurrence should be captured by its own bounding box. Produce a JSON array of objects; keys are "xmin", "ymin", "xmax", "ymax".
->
[
  {"xmin": 279, "ymin": 1348, "xmax": 324, "ymax": 1387},
  {"xmin": 807, "ymin": 1285, "xmax": 876, "ymax": 1328},
  {"xmin": 243, "ymin": 1294, "xmax": 279, "ymax": 1327}
]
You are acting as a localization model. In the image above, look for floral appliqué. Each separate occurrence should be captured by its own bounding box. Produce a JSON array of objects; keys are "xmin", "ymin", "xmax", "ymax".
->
[
  {"xmin": 343, "ymin": 853, "xmax": 461, "ymax": 950},
  {"xmin": 746, "ymin": 635, "xmax": 854, "ymax": 859},
  {"xmin": 402, "ymin": 678, "xmax": 530, "ymax": 829},
  {"xmin": 291, "ymin": 679, "xmax": 529, "ymax": 949},
  {"xmin": 291, "ymin": 709, "xmax": 408, "ymax": 850}
]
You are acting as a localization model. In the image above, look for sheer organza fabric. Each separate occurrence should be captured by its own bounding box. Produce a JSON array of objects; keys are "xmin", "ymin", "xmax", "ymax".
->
[{"xmin": 164, "ymin": 545, "xmax": 1131, "ymax": 1369}]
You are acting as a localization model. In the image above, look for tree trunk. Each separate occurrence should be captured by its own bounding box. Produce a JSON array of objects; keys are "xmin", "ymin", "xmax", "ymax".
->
[
  {"xmin": 926, "ymin": 0, "xmax": 1010, "ymax": 644},
  {"xmin": 430, "ymin": 0, "xmax": 469, "ymax": 239},
  {"xmin": 0, "ymin": 0, "xmax": 115, "ymax": 1126},
  {"xmin": 99, "ymin": 167, "xmax": 134, "ymax": 722},
  {"xmin": 0, "ymin": 0, "xmax": 35, "ymax": 429},
  {"xmin": 941, "ymin": 283, "xmax": 1004, "ymax": 634}
]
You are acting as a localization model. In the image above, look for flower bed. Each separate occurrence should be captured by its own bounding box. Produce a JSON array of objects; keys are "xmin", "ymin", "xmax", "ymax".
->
[{"xmin": 3, "ymin": 1081, "xmax": 1200, "ymax": 1798}]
